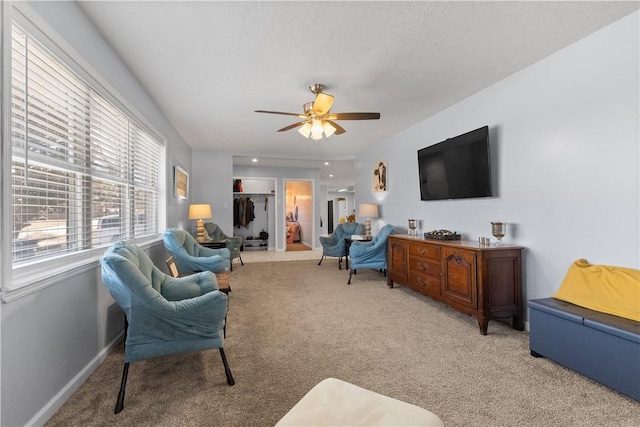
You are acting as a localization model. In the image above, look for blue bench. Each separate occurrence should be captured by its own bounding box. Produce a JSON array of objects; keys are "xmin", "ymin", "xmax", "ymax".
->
[{"xmin": 528, "ymin": 298, "xmax": 640, "ymax": 401}]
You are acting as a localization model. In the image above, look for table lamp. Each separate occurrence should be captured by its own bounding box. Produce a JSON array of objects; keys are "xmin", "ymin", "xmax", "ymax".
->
[
  {"xmin": 188, "ymin": 203, "xmax": 213, "ymax": 242},
  {"xmin": 358, "ymin": 203, "xmax": 379, "ymax": 239}
]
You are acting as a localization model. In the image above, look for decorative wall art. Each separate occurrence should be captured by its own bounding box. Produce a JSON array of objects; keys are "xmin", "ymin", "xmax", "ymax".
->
[
  {"xmin": 174, "ymin": 166, "xmax": 189, "ymax": 199},
  {"xmin": 373, "ymin": 160, "xmax": 387, "ymax": 192}
]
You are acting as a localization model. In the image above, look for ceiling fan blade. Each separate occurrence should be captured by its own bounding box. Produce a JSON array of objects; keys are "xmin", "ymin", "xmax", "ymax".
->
[
  {"xmin": 326, "ymin": 120, "xmax": 346, "ymax": 135},
  {"xmin": 277, "ymin": 121, "xmax": 307, "ymax": 132},
  {"xmin": 313, "ymin": 93, "xmax": 334, "ymax": 116},
  {"xmin": 327, "ymin": 112, "xmax": 381, "ymax": 120},
  {"xmin": 255, "ymin": 110, "xmax": 306, "ymax": 118}
]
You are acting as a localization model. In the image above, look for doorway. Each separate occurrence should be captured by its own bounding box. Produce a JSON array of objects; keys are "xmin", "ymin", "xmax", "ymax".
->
[{"xmin": 284, "ymin": 180, "xmax": 313, "ymax": 251}]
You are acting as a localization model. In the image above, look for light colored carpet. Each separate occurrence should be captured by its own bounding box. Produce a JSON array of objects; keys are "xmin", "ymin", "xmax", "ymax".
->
[{"xmin": 45, "ymin": 260, "xmax": 640, "ymax": 426}]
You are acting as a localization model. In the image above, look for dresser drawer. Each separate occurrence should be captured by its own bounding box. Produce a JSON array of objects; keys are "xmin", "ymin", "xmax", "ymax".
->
[
  {"xmin": 407, "ymin": 241, "xmax": 440, "ymax": 261},
  {"xmin": 408, "ymin": 257, "xmax": 441, "ymax": 278},
  {"xmin": 408, "ymin": 272, "xmax": 442, "ymax": 297}
]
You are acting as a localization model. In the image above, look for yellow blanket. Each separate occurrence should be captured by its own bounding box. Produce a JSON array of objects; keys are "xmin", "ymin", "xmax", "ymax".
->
[{"xmin": 552, "ymin": 259, "xmax": 640, "ymax": 322}]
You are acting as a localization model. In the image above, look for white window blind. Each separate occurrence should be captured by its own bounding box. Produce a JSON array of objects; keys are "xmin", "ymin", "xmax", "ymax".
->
[{"xmin": 10, "ymin": 23, "xmax": 163, "ymax": 270}]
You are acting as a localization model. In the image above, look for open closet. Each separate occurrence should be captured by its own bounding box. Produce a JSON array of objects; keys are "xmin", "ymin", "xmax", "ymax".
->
[{"xmin": 232, "ymin": 178, "xmax": 276, "ymax": 250}]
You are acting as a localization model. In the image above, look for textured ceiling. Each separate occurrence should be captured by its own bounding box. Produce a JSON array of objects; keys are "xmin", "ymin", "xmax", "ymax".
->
[{"xmin": 77, "ymin": 1, "xmax": 639, "ymax": 190}]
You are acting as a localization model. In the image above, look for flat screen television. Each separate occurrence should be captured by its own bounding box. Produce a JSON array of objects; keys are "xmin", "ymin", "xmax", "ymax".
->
[{"xmin": 417, "ymin": 126, "xmax": 492, "ymax": 201}]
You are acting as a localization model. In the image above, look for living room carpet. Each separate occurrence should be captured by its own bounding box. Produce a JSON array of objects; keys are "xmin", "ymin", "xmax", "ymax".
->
[{"xmin": 45, "ymin": 260, "xmax": 640, "ymax": 427}]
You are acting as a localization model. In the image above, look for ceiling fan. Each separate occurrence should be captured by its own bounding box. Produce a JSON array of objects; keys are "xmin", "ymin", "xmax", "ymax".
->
[{"xmin": 255, "ymin": 84, "xmax": 380, "ymax": 140}]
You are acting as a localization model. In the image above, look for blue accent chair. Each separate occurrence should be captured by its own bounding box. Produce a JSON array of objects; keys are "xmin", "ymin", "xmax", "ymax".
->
[
  {"xmin": 204, "ymin": 222, "xmax": 244, "ymax": 266},
  {"xmin": 318, "ymin": 222, "xmax": 365, "ymax": 269},
  {"xmin": 348, "ymin": 224, "xmax": 396, "ymax": 284},
  {"xmin": 100, "ymin": 241, "xmax": 234, "ymax": 414},
  {"xmin": 162, "ymin": 228, "xmax": 231, "ymax": 273}
]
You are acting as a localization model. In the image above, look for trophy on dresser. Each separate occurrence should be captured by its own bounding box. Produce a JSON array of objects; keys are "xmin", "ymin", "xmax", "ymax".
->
[
  {"xmin": 491, "ymin": 221, "xmax": 507, "ymax": 245},
  {"xmin": 408, "ymin": 219, "xmax": 417, "ymax": 237}
]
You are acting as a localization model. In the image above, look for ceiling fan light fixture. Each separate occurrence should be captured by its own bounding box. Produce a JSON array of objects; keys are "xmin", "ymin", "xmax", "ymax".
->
[
  {"xmin": 322, "ymin": 121, "xmax": 337, "ymax": 138},
  {"xmin": 310, "ymin": 132, "xmax": 323, "ymax": 141},
  {"xmin": 311, "ymin": 120, "xmax": 324, "ymax": 137},
  {"xmin": 298, "ymin": 122, "xmax": 312, "ymax": 138}
]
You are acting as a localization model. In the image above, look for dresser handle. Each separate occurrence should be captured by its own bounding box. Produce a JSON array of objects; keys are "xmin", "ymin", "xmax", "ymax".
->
[
  {"xmin": 417, "ymin": 247, "xmax": 428, "ymax": 255},
  {"xmin": 417, "ymin": 278, "xmax": 427, "ymax": 287},
  {"xmin": 417, "ymin": 262, "xmax": 429, "ymax": 271}
]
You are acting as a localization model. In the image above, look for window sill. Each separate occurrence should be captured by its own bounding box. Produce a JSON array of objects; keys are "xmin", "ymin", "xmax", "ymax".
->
[{"xmin": 3, "ymin": 237, "xmax": 162, "ymax": 303}]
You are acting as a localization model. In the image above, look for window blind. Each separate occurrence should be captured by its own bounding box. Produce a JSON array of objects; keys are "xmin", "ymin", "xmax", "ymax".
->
[{"xmin": 10, "ymin": 23, "xmax": 162, "ymax": 268}]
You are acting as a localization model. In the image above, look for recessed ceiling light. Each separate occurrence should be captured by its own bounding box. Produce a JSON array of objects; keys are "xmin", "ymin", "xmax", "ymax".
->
[
  {"xmin": 329, "ymin": 174, "xmax": 333, "ymax": 177},
  {"xmin": 252, "ymin": 158, "xmax": 258, "ymax": 162},
  {"xmin": 324, "ymin": 162, "xmax": 330, "ymax": 166}
]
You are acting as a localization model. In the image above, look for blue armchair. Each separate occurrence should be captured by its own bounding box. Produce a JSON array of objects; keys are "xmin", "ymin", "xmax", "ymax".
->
[
  {"xmin": 100, "ymin": 241, "xmax": 234, "ymax": 414},
  {"xmin": 348, "ymin": 224, "xmax": 396, "ymax": 284},
  {"xmin": 318, "ymin": 222, "xmax": 366, "ymax": 269},
  {"xmin": 204, "ymin": 222, "xmax": 244, "ymax": 266},
  {"xmin": 162, "ymin": 228, "xmax": 231, "ymax": 273}
]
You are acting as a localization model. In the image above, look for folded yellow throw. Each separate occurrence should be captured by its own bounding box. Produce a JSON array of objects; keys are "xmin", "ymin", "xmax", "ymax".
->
[{"xmin": 552, "ymin": 259, "xmax": 640, "ymax": 322}]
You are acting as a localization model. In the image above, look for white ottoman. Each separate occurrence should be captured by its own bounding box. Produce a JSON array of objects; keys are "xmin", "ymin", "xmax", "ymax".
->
[{"xmin": 275, "ymin": 378, "xmax": 444, "ymax": 426}]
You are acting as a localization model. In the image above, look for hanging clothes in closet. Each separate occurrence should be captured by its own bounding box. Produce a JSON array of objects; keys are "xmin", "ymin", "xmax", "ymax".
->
[{"xmin": 234, "ymin": 196, "xmax": 256, "ymax": 227}]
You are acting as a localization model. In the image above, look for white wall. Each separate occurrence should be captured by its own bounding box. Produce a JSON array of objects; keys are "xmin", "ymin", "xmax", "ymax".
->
[
  {"xmin": 1, "ymin": 3, "xmax": 193, "ymax": 426},
  {"xmin": 190, "ymin": 150, "xmax": 234, "ymax": 234},
  {"xmin": 356, "ymin": 12, "xmax": 639, "ymax": 310}
]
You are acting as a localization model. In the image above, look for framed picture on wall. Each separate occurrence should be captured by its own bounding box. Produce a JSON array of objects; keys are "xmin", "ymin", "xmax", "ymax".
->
[
  {"xmin": 373, "ymin": 160, "xmax": 387, "ymax": 192},
  {"xmin": 174, "ymin": 166, "xmax": 189, "ymax": 199}
]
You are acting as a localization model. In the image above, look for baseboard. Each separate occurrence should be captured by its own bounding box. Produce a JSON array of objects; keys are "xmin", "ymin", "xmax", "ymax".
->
[{"xmin": 26, "ymin": 331, "xmax": 124, "ymax": 426}]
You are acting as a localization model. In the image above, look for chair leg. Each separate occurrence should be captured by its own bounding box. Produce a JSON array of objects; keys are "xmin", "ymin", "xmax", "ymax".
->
[
  {"xmin": 238, "ymin": 254, "xmax": 244, "ymax": 266},
  {"xmin": 317, "ymin": 255, "xmax": 324, "ymax": 266},
  {"xmin": 219, "ymin": 348, "xmax": 235, "ymax": 386},
  {"xmin": 338, "ymin": 256, "xmax": 342, "ymax": 270},
  {"xmin": 114, "ymin": 362, "xmax": 129, "ymax": 414},
  {"xmin": 348, "ymin": 269, "xmax": 354, "ymax": 284}
]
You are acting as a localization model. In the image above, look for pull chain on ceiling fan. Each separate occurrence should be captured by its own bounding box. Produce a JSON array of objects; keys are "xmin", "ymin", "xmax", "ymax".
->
[{"xmin": 255, "ymin": 84, "xmax": 380, "ymax": 140}]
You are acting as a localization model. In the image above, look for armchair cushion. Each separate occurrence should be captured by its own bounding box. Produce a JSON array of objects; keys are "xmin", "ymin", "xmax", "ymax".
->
[
  {"xmin": 349, "ymin": 224, "xmax": 396, "ymax": 271},
  {"xmin": 100, "ymin": 241, "xmax": 227, "ymax": 363},
  {"xmin": 163, "ymin": 228, "xmax": 231, "ymax": 273}
]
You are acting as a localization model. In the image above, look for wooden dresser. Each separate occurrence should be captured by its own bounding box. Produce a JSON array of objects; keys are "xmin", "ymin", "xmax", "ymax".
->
[{"xmin": 387, "ymin": 235, "xmax": 524, "ymax": 335}]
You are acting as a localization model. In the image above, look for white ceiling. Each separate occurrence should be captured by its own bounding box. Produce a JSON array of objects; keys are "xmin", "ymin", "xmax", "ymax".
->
[{"xmin": 77, "ymin": 1, "xmax": 638, "ymax": 190}]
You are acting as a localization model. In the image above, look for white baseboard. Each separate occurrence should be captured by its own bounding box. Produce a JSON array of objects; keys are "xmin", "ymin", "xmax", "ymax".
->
[{"xmin": 26, "ymin": 331, "xmax": 124, "ymax": 427}]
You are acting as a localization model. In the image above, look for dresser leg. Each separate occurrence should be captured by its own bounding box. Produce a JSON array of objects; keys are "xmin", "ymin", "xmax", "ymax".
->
[{"xmin": 477, "ymin": 316, "xmax": 489, "ymax": 335}]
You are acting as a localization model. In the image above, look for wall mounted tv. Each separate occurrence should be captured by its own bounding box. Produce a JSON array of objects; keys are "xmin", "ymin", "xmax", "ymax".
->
[{"xmin": 417, "ymin": 126, "xmax": 492, "ymax": 201}]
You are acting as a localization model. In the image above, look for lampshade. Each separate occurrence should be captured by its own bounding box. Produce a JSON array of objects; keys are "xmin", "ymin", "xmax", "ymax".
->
[
  {"xmin": 298, "ymin": 122, "xmax": 312, "ymax": 138},
  {"xmin": 322, "ymin": 121, "xmax": 337, "ymax": 137},
  {"xmin": 358, "ymin": 203, "xmax": 379, "ymax": 218},
  {"xmin": 188, "ymin": 204, "xmax": 213, "ymax": 220}
]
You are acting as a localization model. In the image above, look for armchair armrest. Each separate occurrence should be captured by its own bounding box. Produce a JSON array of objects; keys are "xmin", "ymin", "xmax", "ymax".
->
[
  {"xmin": 160, "ymin": 271, "xmax": 218, "ymax": 301},
  {"xmin": 319, "ymin": 235, "xmax": 338, "ymax": 245},
  {"xmin": 197, "ymin": 246, "xmax": 231, "ymax": 260}
]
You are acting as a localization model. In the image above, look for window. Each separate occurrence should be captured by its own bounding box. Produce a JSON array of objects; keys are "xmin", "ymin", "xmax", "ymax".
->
[{"xmin": 3, "ymin": 20, "xmax": 165, "ymax": 298}]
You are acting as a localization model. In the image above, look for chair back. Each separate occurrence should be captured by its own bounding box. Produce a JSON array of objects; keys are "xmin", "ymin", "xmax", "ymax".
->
[
  {"xmin": 349, "ymin": 224, "xmax": 396, "ymax": 272},
  {"xmin": 163, "ymin": 228, "xmax": 200, "ymax": 256},
  {"xmin": 102, "ymin": 241, "xmax": 163, "ymax": 294},
  {"xmin": 162, "ymin": 228, "xmax": 230, "ymax": 273},
  {"xmin": 204, "ymin": 223, "xmax": 225, "ymax": 240},
  {"xmin": 334, "ymin": 222, "xmax": 364, "ymax": 239},
  {"xmin": 371, "ymin": 224, "xmax": 396, "ymax": 247}
]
